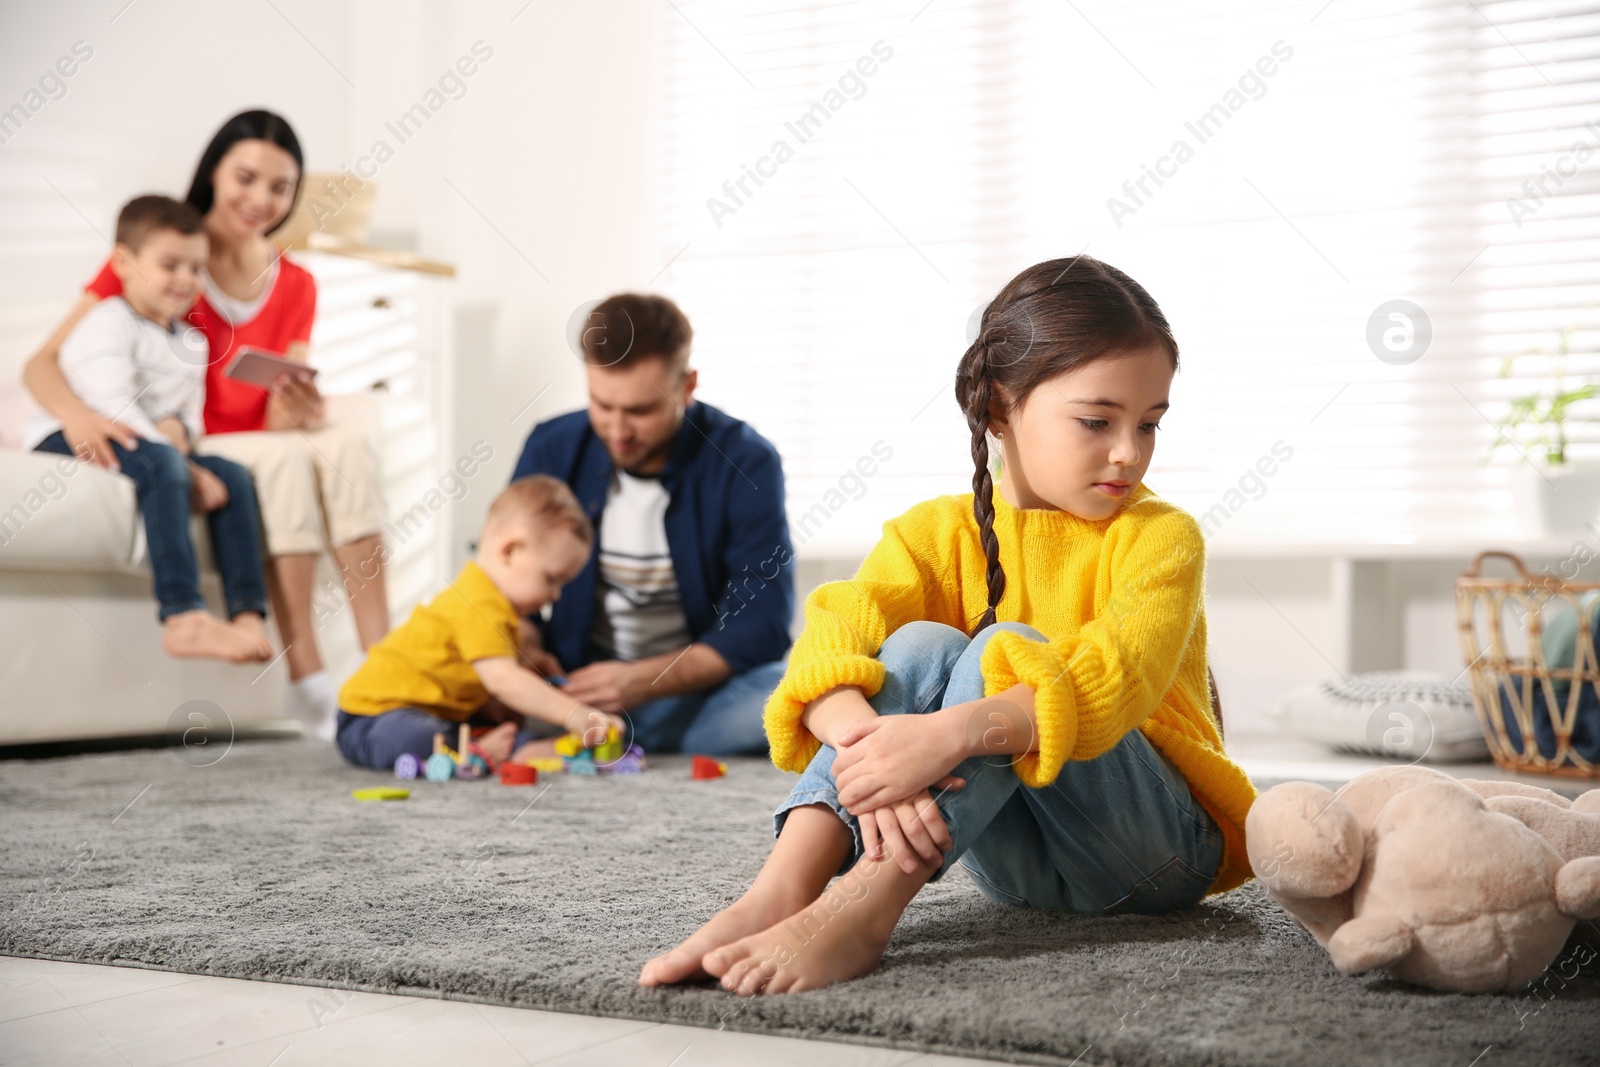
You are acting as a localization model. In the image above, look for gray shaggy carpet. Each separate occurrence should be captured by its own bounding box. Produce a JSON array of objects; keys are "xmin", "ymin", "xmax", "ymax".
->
[{"xmin": 1, "ymin": 738, "xmax": 1597, "ymax": 1067}]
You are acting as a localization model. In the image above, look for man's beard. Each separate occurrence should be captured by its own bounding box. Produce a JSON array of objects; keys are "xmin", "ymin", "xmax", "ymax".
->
[{"xmin": 615, "ymin": 436, "xmax": 671, "ymax": 475}]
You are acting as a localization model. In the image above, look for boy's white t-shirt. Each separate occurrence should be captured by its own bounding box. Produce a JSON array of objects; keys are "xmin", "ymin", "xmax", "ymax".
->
[
  {"xmin": 587, "ymin": 467, "xmax": 694, "ymax": 662},
  {"xmin": 22, "ymin": 296, "xmax": 206, "ymax": 453}
]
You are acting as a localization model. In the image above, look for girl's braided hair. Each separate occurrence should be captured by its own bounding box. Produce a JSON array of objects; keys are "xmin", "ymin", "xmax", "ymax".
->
[{"xmin": 952, "ymin": 256, "xmax": 1180, "ymax": 635}]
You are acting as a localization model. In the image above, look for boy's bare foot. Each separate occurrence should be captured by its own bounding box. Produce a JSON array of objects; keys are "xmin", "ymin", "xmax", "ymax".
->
[
  {"xmin": 703, "ymin": 852, "xmax": 936, "ymax": 996},
  {"xmin": 475, "ymin": 721, "xmax": 519, "ymax": 764},
  {"xmin": 509, "ymin": 738, "xmax": 560, "ymax": 763},
  {"xmin": 640, "ymin": 804, "xmax": 853, "ymax": 987},
  {"xmin": 163, "ymin": 610, "xmax": 272, "ymax": 663},
  {"xmin": 229, "ymin": 612, "xmax": 274, "ymax": 660}
]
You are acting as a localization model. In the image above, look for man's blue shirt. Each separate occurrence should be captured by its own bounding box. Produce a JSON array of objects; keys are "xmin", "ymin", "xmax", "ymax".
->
[{"xmin": 510, "ymin": 399, "xmax": 795, "ymax": 676}]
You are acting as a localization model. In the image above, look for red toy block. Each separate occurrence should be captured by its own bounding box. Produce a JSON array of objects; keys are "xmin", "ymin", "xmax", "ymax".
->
[
  {"xmin": 691, "ymin": 754, "xmax": 727, "ymax": 780},
  {"xmin": 499, "ymin": 762, "xmax": 539, "ymax": 786}
]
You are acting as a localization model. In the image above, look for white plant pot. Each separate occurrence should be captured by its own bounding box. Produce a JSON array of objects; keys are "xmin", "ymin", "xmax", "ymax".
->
[{"xmin": 1509, "ymin": 460, "xmax": 1600, "ymax": 537}]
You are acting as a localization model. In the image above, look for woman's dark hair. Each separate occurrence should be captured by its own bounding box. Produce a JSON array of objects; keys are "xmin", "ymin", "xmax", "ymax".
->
[
  {"xmin": 953, "ymin": 256, "xmax": 1180, "ymax": 633},
  {"xmin": 184, "ymin": 109, "xmax": 304, "ymax": 235}
]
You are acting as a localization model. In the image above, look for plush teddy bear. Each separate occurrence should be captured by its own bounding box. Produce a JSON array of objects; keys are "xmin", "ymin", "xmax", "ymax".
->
[{"xmin": 1245, "ymin": 764, "xmax": 1600, "ymax": 992}]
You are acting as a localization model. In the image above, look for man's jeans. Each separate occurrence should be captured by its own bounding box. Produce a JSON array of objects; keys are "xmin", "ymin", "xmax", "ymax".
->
[{"xmin": 625, "ymin": 656, "xmax": 788, "ymax": 756}]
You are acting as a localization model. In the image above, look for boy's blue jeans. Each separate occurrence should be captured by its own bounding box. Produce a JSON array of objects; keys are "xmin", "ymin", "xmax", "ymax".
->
[
  {"xmin": 336, "ymin": 707, "xmax": 553, "ymax": 769},
  {"xmin": 773, "ymin": 621, "xmax": 1224, "ymax": 914},
  {"xmin": 337, "ymin": 656, "xmax": 787, "ymax": 769},
  {"xmin": 36, "ymin": 432, "xmax": 269, "ymax": 622}
]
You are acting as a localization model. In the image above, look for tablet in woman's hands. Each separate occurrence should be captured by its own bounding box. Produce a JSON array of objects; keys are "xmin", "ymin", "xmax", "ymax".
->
[{"xmin": 223, "ymin": 347, "xmax": 318, "ymax": 388}]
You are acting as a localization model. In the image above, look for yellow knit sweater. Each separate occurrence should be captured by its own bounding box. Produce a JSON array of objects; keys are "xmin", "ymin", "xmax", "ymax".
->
[{"xmin": 762, "ymin": 480, "xmax": 1258, "ymax": 896}]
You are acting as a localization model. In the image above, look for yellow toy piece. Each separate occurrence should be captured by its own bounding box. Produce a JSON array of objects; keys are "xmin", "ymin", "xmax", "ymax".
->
[
  {"xmin": 351, "ymin": 787, "xmax": 410, "ymax": 801},
  {"xmin": 553, "ymin": 733, "xmax": 584, "ymax": 757},
  {"xmin": 528, "ymin": 757, "xmax": 566, "ymax": 774}
]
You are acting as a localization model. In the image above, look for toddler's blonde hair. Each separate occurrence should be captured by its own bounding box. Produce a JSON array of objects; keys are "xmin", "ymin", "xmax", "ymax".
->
[{"xmin": 485, "ymin": 475, "xmax": 593, "ymax": 547}]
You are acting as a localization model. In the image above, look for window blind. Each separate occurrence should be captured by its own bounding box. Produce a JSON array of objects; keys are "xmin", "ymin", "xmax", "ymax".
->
[{"xmin": 657, "ymin": 0, "xmax": 1599, "ymax": 554}]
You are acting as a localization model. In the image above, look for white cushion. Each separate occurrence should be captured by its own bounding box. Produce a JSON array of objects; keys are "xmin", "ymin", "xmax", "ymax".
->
[
  {"xmin": 1270, "ymin": 670, "xmax": 1489, "ymax": 762},
  {"xmin": 0, "ymin": 382, "xmax": 38, "ymax": 452},
  {"xmin": 0, "ymin": 451, "xmax": 154, "ymax": 573}
]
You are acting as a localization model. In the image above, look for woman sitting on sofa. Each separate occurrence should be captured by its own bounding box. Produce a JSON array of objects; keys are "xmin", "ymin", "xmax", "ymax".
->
[{"xmin": 23, "ymin": 109, "xmax": 390, "ymax": 739}]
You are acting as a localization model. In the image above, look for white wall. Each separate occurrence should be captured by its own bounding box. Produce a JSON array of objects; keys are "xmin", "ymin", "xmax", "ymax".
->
[
  {"xmin": 0, "ymin": 0, "xmax": 351, "ymax": 382},
  {"xmin": 4, "ymin": 1, "xmax": 1548, "ymax": 736},
  {"xmin": 340, "ymin": 0, "xmax": 664, "ymax": 571}
]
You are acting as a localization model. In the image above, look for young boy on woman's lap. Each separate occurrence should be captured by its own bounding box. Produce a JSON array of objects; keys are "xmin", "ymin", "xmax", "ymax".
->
[{"xmin": 640, "ymin": 257, "xmax": 1258, "ymax": 995}]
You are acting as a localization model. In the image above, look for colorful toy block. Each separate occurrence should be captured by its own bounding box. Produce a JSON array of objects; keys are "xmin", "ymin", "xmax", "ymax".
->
[
  {"xmin": 604, "ymin": 744, "xmax": 647, "ymax": 775},
  {"xmin": 565, "ymin": 754, "xmax": 599, "ymax": 776},
  {"xmin": 498, "ymin": 762, "xmax": 539, "ymax": 786},
  {"xmin": 352, "ymin": 787, "xmax": 409, "ymax": 801},
  {"xmin": 691, "ymin": 755, "xmax": 728, "ymax": 780},
  {"xmin": 593, "ymin": 736, "xmax": 625, "ymax": 763},
  {"xmin": 425, "ymin": 752, "xmax": 456, "ymax": 781}
]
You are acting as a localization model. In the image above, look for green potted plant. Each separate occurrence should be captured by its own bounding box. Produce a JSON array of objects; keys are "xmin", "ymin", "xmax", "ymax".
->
[{"xmin": 1490, "ymin": 300, "xmax": 1600, "ymax": 536}]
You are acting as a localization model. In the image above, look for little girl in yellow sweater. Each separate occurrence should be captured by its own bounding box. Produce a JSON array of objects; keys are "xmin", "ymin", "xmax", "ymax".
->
[{"xmin": 639, "ymin": 256, "xmax": 1259, "ymax": 995}]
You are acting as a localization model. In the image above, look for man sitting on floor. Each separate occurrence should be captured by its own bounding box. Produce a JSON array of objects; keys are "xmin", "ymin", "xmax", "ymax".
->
[{"xmin": 510, "ymin": 292, "xmax": 794, "ymax": 756}]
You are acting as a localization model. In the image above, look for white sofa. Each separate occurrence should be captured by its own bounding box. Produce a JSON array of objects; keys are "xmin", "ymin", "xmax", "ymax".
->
[{"xmin": 0, "ymin": 384, "xmax": 378, "ymax": 746}]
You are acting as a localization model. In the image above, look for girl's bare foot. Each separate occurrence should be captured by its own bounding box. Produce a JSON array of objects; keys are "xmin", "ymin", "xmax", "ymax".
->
[
  {"xmin": 163, "ymin": 610, "xmax": 271, "ymax": 663},
  {"xmin": 475, "ymin": 722, "xmax": 519, "ymax": 764},
  {"xmin": 229, "ymin": 612, "xmax": 273, "ymax": 660},
  {"xmin": 703, "ymin": 851, "xmax": 936, "ymax": 996},
  {"xmin": 639, "ymin": 878, "xmax": 815, "ymax": 987},
  {"xmin": 639, "ymin": 804, "xmax": 852, "ymax": 987}
]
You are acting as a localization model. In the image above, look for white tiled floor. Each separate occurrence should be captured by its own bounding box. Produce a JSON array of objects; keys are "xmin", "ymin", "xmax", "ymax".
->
[
  {"xmin": 0, "ymin": 956, "xmax": 992, "ymax": 1067},
  {"xmin": 6, "ymin": 737, "xmax": 1588, "ymax": 1067}
]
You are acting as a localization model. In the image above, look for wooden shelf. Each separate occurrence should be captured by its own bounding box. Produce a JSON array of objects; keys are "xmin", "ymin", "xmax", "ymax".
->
[{"xmin": 277, "ymin": 237, "xmax": 456, "ymax": 278}]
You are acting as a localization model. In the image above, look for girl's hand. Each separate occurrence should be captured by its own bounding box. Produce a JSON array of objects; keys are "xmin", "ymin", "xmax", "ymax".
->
[
  {"xmin": 859, "ymin": 788, "xmax": 955, "ymax": 874},
  {"xmin": 61, "ymin": 410, "xmax": 140, "ymax": 470},
  {"xmin": 188, "ymin": 462, "xmax": 230, "ymax": 513},
  {"xmin": 832, "ymin": 712, "xmax": 967, "ymax": 814}
]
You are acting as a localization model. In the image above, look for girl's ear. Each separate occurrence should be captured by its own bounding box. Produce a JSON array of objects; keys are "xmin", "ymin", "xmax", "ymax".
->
[{"xmin": 984, "ymin": 381, "xmax": 1015, "ymax": 435}]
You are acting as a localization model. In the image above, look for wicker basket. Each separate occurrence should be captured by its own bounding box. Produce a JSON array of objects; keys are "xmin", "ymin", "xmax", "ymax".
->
[{"xmin": 1456, "ymin": 550, "xmax": 1600, "ymax": 779}]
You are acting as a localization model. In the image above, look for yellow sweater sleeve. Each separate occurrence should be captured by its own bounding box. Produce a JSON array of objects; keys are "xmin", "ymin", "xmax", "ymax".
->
[
  {"xmin": 979, "ymin": 510, "xmax": 1206, "ymax": 789},
  {"xmin": 763, "ymin": 506, "xmax": 954, "ymax": 773}
]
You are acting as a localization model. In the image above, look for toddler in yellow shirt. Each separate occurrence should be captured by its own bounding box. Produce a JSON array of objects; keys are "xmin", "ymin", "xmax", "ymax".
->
[
  {"xmin": 336, "ymin": 475, "xmax": 623, "ymax": 770},
  {"xmin": 640, "ymin": 256, "xmax": 1258, "ymax": 996}
]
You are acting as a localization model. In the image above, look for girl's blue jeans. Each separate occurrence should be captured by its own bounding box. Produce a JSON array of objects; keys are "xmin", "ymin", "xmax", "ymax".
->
[{"xmin": 773, "ymin": 621, "xmax": 1224, "ymax": 914}]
